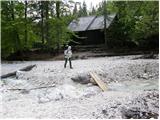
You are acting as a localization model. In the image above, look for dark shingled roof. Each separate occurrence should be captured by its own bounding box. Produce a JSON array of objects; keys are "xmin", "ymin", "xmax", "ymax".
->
[{"xmin": 68, "ymin": 14, "xmax": 116, "ymax": 32}]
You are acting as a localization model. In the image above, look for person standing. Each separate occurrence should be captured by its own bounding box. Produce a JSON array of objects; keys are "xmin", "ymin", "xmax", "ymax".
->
[{"xmin": 64, "ymin": 45, "xmax": 73, "ymax": 69}]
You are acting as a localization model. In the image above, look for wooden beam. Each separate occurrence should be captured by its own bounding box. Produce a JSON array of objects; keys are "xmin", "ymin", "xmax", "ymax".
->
[{"xmin": 89, "ymin": 72, "xmax": 107, "ymax": 91}]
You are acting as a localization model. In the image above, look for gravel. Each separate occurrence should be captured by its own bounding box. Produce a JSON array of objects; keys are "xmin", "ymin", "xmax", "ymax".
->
[{"xmin": 0, "ymin": 55, "xmax": 159, "ymax": 118}]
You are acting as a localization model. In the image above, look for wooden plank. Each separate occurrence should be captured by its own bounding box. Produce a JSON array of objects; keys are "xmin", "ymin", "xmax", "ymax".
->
[{"xmin": 89, "ymin": 72, "xmax": 107, "ymax": 91}]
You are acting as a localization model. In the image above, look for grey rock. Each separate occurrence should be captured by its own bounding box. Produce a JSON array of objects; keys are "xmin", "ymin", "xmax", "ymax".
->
[{"xmin": 71, "ymin": 73, "xmax": 91, "ymax": 84}]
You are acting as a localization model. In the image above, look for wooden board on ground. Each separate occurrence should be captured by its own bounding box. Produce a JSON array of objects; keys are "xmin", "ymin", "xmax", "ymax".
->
[{"xmin": 89, "ymin": 72, "xmax": 107, "ymax": 91}]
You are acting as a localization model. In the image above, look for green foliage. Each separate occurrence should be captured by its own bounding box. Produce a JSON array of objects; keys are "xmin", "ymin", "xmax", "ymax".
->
[
  {"xmin": 73, "ymin": 3, "xmax": 78, "ymax": 16},
  {"xmin": 95, "ymin": 1, "xmax": 159, "ymax": 48},
  {"xmin": 114, "ymin": 1, "xmax": 158, "ymax": 47},
  {"xmin": 78, "ymin": 1, "xmax": 88, "ymax": 17},
  {"xmin": 131, "ymin": 1, "xmax": 158, "ymax": 40},
  {"xmin": 1, "ymin": 0, "xmax": 75, "ymax": 58},
  {"xmin": 82, "ymin": 1, "xmax": 87, "ymax": 16},
  {"xmin": 1, "ymin": 0, "xmax": 159, "ymax": 59},
  {"xmin": 48, "ymin": 17, "xmax": 74, "ymax": 49},
  {"xmin": 1, "ymin": 1, "xmax": 38, "ymax": 58}
]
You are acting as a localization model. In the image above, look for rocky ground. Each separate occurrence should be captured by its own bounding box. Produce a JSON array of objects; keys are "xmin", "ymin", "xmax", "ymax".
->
[{"xmin": 0, "ymin": 55, "xmax": 159, "ymax": 119}]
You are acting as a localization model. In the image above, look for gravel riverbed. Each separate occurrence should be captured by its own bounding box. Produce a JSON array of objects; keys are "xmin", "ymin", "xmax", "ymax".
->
[{"xmin": 0, "ymin": 55, "xmax": 159, "ymax": 118}]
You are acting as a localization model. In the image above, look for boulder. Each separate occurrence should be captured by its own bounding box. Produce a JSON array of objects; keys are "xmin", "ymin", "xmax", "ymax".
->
[{"xmin": 71, "ymin": 73, "xmax": 91, "ymax": 84}]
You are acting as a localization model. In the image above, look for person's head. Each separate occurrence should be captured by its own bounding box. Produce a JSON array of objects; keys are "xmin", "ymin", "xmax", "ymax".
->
[{"xmin": 68, "ymin": 46, "xmax": 71, "ymax": 50}]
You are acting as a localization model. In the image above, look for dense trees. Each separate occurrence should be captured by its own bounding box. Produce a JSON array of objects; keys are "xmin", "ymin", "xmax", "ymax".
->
[
  {"xmin": 1, "ymin": 0, "xmax": 75, "ymax": 58},
  {"xmin": 81, "ymin": 1, "xmax": 87, "ymax": 16},
  {"xmin": 1, "ymin": 1, "xmax": 37, "ymax": 58},
  {"xmin": 1, "ymin": 0, "xmax": 159, "ymax": 59},
  {"xmin": 114, "ymin": 1, "xmax": 158, "ymax": 48},
  {"xmin": 92, "ymin": 1, "xmax": 159, "ymax": 49}
]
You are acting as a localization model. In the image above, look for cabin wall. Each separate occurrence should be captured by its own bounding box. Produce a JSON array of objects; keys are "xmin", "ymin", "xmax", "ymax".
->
[
  {"xmin": 70, "ymin": 32, "xmax": 86, "ymax": 45},
  {"xmin": 85, "ymin": 30, "xmax": 104, "ymax": 45},
  {"xmin": 71, "ymin": 30, "xmax": 105, "ymax": 45}
]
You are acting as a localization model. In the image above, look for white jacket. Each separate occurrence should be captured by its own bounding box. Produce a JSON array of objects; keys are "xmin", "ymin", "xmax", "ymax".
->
[{"xmin": 64, "ymin": 49, "xmax": 72, "ymax": 58}]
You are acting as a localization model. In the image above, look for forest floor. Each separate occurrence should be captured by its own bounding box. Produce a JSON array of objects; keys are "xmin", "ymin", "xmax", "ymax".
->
[{"xmin": 0, "ymin": 55, "xmax": 159, "ymax": 119}]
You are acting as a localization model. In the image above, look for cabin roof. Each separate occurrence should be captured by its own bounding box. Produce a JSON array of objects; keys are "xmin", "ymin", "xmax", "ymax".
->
[{"xmin": 68, "ymin": 14, "xmax": 116, "ymax": 32}]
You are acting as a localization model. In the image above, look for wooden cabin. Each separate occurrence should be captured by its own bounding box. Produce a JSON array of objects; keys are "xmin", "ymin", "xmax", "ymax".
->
[{"xmin": 68, "ymin": 14, "xmax": 116, "ymax": 45}]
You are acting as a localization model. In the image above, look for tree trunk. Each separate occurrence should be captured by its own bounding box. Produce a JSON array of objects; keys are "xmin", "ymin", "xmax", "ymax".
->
[
  {"xmin": 41, "ymin": 1, "xmax": 45, "ymax": 44},
  {"xmin": 103, "ymin": 0, "xmax": 107, "ymax": 47},
  {"xmin": 11, "ymin": 1, "xmax": 21, "ymax": 52},
  {"xmin": 11, "ymin": 1, "xmax": 15, "ymax": 20},
  {"xmin": 56, "ymin": 1, "xmax": 60, "ymax": 53},
  {"xmin": 24, "ymin": 0, "xmax": 28, "ymax": 47},
  {"xmin": 45, "ymin": 1, "xmax": 50, "ymax": 46}
]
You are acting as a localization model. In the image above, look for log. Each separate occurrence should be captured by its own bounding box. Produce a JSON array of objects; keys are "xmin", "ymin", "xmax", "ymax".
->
[
  {"xmin": 1, "ymin": 64, "xmax": 36, "ymax": 79},
  {"xmin": 89, "ymin": 72, "xmax": 107, "ymax": 91}
]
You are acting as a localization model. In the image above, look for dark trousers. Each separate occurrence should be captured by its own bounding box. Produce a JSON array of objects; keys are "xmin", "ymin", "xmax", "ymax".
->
[{"xmin": 64, "ymin": 58, "xmax": 72, "ymax": 68}]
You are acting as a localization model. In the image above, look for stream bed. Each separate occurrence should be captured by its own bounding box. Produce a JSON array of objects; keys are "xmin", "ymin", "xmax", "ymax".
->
[{"xmin": 1, "ymin": 55, "xmax": 159, "ymax": 118}]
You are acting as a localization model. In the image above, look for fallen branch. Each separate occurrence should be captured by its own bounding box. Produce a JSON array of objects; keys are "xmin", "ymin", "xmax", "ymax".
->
[
  {"xmin": 7, "ymin": 84, "xmax": 56, "ymax": 91},
  {"xmin": 1, "ymin": 64, "xmax": 36, "ymax": 79}
]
